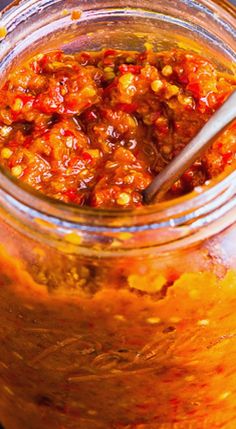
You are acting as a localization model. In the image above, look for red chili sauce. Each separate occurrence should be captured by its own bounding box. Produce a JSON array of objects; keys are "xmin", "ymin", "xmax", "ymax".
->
[{"xmin": 0, "ymin": 48, "xmax": 235, "ymax": 207}]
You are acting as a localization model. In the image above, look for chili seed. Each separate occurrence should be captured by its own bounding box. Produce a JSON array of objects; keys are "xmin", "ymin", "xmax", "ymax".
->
[
  {"xmin": 219, "ymin": 391, "xmax": 231, "ymax": 401},
  {"xmin": 126, "ymin": 56, "xmax": 134, "ymax": 64},
  {"xmin": 65, "ymin": 232, "xmax": 82, "ymax": 245},
  {"xmin": 178, "ymin": 94, "xmax": 193, "ymax": 106},
  {"xmin": 151, "ymin": 79, "xmax": 164, "ymax": 93},
  {"xmin": 104, "ymin": 72, "xmax": 115, "ymax": 81},
  {"xmin": 12, "ymin": 98, "xmax": 24, "ymax": 112},
  {"xmin": 1, "ymin": 148, "xmax": 13, "ymax": 159},
  {"xmin": 0, "ymin": 126, "xmax": 12, "ymax": 138},
  {"xmin": 81, "ymin": 86, "xmax": 97, "ymax": 97},
  {"xmin": 87, "ymin": 410, "xmax": 97, "ymax": 416},
  {"xmin": 185, "ymin": 375, "xmax": 195, "ymax": 382},
  {"xmin": 161, "ymin": 145, "xmax": 172, "ymax": 155},
  {"xmin": 119, "ymin": 73, "xmax": 134, "ymax": 89},
  {"xmin": 104, "ymin": 67, "xmax": 114, "ymax": 73},
  {"xmin": 165, "ymin": 84, "xmax": 179, "ymax": 99},
  {"xmin": 11, "ymin": 166, "xmax": 23, "ymax": 177},
  {"xmin": 146, "ymin": 317, "xmax": 161, "ymax": 325},
  {"xmin": 169, "ymin": 316, "xmax": 181, "ymax": 324},
  {"xmin": 3, "ymin": 385, "xmax": 14, "ymax": 396},
  {"xmin": 117, "ymin": 192, "xmax": 131, "ymax": 205},
  {"xmin": 0, "ymin": 27, "xmax": 7, "ymax": 39},
  {"xmin": 144, "ymin": 42, "xmax": 153, "ymax": 51},
  {"xmin": 61, "ymin": 9, "xmax": 68, "ymax": 16},
  {"xmin": 197, "ymin": 319, "xmax": 209, "ymax": 326},
  {"xmin": 162, "ymin": 65, "xmax": 173, "ymax": 77},
  {"xmin": 86, "ymin": 149, "xmax": 100, "ymax": 159},
  {"xmin": 114, "ymin": 314, "xmax": 126, "ymax": 321}
]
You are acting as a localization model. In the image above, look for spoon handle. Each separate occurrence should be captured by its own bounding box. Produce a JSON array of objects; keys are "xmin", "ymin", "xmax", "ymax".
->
[{"xmin": 143, "ymin": 90, "xmax": 236, "ymax": 204}]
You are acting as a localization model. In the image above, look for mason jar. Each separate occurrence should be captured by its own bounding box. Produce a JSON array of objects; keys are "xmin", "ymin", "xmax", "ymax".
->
[{"xmin": 0, "ymin": 1, "xmax": 235, "ymax": 428}]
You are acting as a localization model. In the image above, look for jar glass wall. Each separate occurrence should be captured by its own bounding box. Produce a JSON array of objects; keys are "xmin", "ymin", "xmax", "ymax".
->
[{"xmin": 0, "ymin": 1, "xmax": 236, "ymax": 428}]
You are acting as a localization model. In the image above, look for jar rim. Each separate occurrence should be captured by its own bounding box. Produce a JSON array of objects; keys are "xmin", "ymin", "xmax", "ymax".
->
[
  {"xmin": 0, "ymin": 164, "xmax": 235, "ymax": 232},
  {"xmin": 2, "ymin": 0, "xmax": 236, "ymax": 18}
]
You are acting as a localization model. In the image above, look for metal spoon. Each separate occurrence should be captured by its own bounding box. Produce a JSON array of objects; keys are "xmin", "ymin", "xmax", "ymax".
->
[{"xmin": 142, "ymin": 90, "xmax": 236, "ymax": 204}]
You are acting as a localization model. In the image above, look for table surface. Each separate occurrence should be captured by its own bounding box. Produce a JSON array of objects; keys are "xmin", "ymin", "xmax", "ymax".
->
[{"xmin": 1, "ymin": 0, "xmax": 236, "ymax": 8}]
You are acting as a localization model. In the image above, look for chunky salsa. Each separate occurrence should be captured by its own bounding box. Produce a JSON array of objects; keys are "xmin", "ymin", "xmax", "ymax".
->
[{"xmin": 0, "ymin": 48, "xmax": 235, "ymax": 207}]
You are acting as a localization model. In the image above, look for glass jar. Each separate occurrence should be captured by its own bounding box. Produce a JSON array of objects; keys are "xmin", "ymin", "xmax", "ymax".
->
[{"xmin": 0, "ymin": 1, "xmax": 236, "ymax": 428}]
